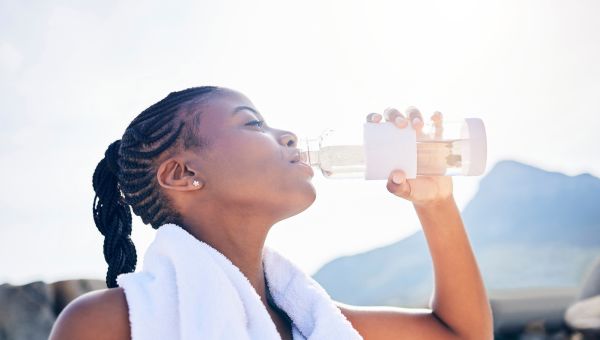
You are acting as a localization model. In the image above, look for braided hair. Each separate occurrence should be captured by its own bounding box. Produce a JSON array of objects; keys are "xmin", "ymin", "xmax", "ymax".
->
[{"xmin": 92, "ymin": 86, "xmax": 219, "ymax": 288}]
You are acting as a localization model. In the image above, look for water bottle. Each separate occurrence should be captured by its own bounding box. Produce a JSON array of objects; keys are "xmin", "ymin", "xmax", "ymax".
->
[{"xmin": 298, "ymin": 117, "xmax": 487, "ymax": 180}]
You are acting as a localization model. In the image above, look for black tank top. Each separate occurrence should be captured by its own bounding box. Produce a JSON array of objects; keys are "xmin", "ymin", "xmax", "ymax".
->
[{"xmin": 265, "ymin": 273, "xmax": 293, "ymax": 326}]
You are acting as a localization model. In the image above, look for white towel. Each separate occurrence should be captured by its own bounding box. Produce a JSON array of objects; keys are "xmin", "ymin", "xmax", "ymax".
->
[{"xmin": 116, "ymin": 223, "xmax": 363, "ymax": 340}]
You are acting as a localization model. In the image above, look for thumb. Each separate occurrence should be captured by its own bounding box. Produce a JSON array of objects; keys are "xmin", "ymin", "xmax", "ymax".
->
[{"xmin": 386, "ymin": 170, "xmax": 412, "ymax": 199}]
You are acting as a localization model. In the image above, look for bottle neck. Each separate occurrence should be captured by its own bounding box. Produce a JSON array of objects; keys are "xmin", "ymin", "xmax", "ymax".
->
[{"xmin": 299, "ymin": 138, "xmax": 321, "ymax": 166}]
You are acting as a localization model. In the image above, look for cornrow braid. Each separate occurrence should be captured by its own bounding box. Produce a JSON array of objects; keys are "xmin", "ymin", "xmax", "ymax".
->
[
  {"xmin": 92, "ymin": 140, "xmax": 135, "ymax": 288},
  {"xmin": 92, "ymin": 86, "xmax": 219, "ymax": 288}
]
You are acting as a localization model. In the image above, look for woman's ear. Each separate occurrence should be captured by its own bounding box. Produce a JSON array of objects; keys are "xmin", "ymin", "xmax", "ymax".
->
[{"xmin": 156, "ymin": 157, "xmax": 205, "ymax": 191}]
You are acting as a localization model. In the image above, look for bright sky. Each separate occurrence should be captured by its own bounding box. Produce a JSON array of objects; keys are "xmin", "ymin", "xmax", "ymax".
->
[{"xmin": 1, "ymin": 0, "xmax": 599, "ymax": 284}]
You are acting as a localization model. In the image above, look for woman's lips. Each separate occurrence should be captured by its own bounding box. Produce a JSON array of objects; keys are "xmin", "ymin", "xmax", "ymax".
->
[
  {"xmin": 290, "ymin": 159, "xmax": 314, "ymax": 177},
  {"xmin": 288, "ymin": 150, "xmax": 313, "ymax": 177}
]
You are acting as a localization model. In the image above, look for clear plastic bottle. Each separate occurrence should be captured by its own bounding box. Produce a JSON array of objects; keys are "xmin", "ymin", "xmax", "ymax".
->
[{"xmin": 298, "ymin": 118, "xmax": 487, "ymax": 180}]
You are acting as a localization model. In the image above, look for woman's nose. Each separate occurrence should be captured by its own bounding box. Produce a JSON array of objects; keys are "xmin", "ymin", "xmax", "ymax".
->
[{"xmin": 279, "ymin": 131, "xmax": 298, "ymax": 147}]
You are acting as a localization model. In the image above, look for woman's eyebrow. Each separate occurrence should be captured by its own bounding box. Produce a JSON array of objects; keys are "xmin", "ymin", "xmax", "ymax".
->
[{"xmin": 232, "ymin": 106, "xmax": 263, "ymax": 120}]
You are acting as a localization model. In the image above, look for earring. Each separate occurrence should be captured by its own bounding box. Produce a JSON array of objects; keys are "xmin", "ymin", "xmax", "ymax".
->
[{"xmin": 192, "ymin": 180, "xmax": 200, "ymax": 187}]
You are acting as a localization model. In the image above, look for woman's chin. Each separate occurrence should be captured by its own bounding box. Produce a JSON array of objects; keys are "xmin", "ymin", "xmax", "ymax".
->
[
  {"xmin": 281, "ymin": 186, "xmax": 317, "ymax": 220},
  {"xmin": 301, "ymin": 182, "xmax": 317, "ymax": 207}
]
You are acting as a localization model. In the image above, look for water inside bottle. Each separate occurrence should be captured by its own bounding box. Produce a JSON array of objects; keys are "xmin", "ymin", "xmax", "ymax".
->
[
  {"xmin": 300, "ymin": 139, "xmax": 466, "ymax": 178},
  {"xmin": 316, "ymin": 145, "xmax": 365, "ymax": 178},
  {"xmin": 416, "ymin": 138, "xmax": 465, "ymax": 176}
]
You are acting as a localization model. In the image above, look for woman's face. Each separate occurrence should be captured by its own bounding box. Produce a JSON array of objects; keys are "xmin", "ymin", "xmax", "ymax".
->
[{"xmin": 185, "ymin": 89, "xmax": 316, "ymax": 222}]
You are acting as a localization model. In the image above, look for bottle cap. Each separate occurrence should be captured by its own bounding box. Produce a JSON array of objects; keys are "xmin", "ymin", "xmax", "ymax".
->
[{"xmin": 460, "ymin": 118, "xmax": 487, "ymax": 176}]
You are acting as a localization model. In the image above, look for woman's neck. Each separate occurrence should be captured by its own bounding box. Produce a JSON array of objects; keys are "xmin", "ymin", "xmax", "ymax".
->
[{"xmin": 180, "ymin": 214, "xmax": 273, "ymax": 306}]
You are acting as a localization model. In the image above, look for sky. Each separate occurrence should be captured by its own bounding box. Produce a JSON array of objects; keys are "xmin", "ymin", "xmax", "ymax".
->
[{"xmin": 1, "ymin": 0, "xmax": 599, "ymax": 285}]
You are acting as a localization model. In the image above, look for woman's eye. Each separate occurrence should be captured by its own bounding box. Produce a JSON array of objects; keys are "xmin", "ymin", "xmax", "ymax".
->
[{"xmin": 246, "ymin": 120, "xmax": 265, "ymax": 129}]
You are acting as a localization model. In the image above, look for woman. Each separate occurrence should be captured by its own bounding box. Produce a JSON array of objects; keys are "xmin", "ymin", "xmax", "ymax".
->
[{"xmin": 50, "ymin": 86, "xmax": 493, "ymax": 339}]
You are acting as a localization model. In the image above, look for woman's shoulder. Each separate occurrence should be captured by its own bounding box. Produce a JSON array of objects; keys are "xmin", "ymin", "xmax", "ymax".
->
[{"xmin": 49, "ymin": 287, "xmax": 130, "ymax": 340}]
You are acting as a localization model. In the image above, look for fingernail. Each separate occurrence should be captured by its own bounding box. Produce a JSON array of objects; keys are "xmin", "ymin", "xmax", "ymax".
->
[
  {"xmin": 406, "ymin": 106, "xmax": 420, "ymax": 115},
  {"xmin": 395, "ymin": 116, "xmax": 408, "ymax": 127},
  {"xmin": 383, "ymin": 108, "xmax": 392, "ymax": 119},
  {"xmin": 412, "ymin": 117, "xmax": 423, "ymax": 127},
  {"xmin": 392, "ymin": 174, "xmax": 403, "ymax": 184}
]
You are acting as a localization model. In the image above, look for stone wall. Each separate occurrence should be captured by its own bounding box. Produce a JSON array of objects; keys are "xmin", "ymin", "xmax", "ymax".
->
[{"xmin": 0, "ymin": 279, "xmax": 105, "ymax": 340}]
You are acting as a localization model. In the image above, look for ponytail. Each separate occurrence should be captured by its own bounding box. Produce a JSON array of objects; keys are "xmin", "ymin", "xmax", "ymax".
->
[
  {"xmin": 91, "ymin": 86, "xmax": 219, "ymax": 287},
  {"xmin": 92, "ymin": 139, "xmax": 137, "ymax": 288}
]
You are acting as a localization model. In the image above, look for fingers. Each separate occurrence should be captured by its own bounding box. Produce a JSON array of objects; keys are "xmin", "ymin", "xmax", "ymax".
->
[
  {"xmin": 365, "ymin": 109, "xmax": 407, "ymax": 127},
  {"xmin": 431, "ymin": 111, "xmax": 443, "ymax": 139},
  {"xmin": 405, "ymin": 106, "xmax": 424, "ymax": 131},
  {"xmin": 366, "ymin": 112, "xmax": 383, "ymax": 123},
  {"xmin": 366, "ymin": 107, "xmax": 435, "ymax": 136},
  {"xmin": 386, "ymin": 169, "xmax": 411, "ymax": 199},
  {"xmin": 384, "ymin": 107, "xmax": 409, "ymax": 128}
]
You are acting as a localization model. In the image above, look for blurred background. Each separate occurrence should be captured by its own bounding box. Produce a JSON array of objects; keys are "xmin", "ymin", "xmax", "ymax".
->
[{"xmin": 1, "ymin": 0, "xmax": 599, "ymax": 339}]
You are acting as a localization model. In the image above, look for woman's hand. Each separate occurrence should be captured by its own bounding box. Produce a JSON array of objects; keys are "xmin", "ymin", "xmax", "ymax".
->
[{"xmin": 366, "ymin": 107, "xmax": 453, "ymax": 207}]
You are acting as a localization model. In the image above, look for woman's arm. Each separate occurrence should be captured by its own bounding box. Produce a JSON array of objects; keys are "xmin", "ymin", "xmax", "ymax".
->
[
  {"xmin": 336, "ymin": 109, "xmax": 493, "ymax": 340},
  {"xmin": 337, "ymin": 196, "xmax": 493, "ymax": 340},
  {"xmin": 415, "ymin": 195, "xmax": 493, "ymax": 338}
]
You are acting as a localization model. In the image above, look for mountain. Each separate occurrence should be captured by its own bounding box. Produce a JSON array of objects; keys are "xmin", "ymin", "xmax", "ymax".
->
[{"xmin": 312, "ymin": 160, "xmax": 600, "ymax": 307}]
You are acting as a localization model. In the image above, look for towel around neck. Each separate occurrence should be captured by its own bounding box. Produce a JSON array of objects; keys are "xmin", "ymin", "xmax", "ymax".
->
[{"xmin": 116, "ymin": 223, "xmax": 363, "ymax": 340}]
